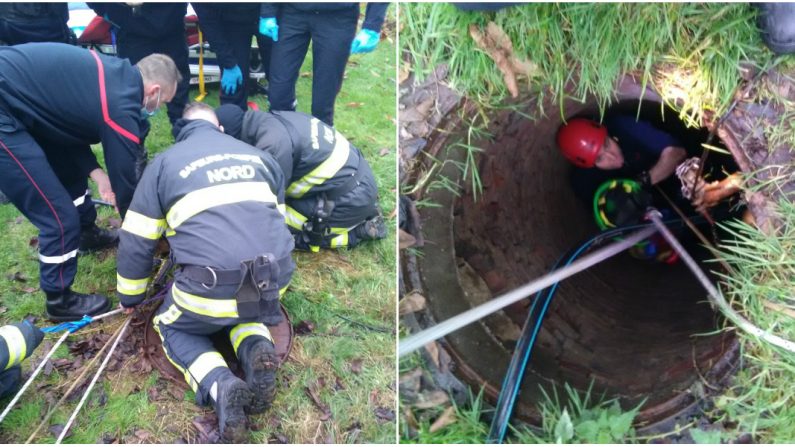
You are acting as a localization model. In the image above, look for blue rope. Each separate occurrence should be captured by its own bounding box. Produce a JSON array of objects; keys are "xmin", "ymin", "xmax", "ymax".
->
[
  {"xmin": 38, "ymin": 283, "xmax": 173, "ymax": 335},
  {"xmin": 487, "ymin": 216, "xmax": 699, "ymax": 443},
  {"xmin": 40, "ymin": 315, "xmax": 93, "ymax": 334}
]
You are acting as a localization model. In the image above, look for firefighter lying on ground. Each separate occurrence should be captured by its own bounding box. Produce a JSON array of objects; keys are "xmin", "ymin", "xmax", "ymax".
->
[
  {"xmin": 116, "ymin": 102, "xmax": 295, "ymax": 442},
  {"xmin": 214, "ymin": 104, "xmax": 387, "ymax": 252},
  {"xmin": 0, "ymin": 320, "xmax": 44, "ymax": 399}
]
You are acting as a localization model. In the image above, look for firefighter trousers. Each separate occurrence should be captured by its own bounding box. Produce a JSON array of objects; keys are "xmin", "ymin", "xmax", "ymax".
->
[
  {"xmin": 0, "ymin": 116, "xmax": 97, "ymax": 293},
  {"xmin": 152, "ymin": 292, "xmax": 275, "ymax": 406}
]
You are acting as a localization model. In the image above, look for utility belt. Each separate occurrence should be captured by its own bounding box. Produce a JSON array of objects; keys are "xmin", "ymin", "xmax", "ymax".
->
[
  {"xmin": 301, "ymin": 156, "xmax": 371, "ymax": 248},
  {"xmin": 179, "ymin": 254, "xmax": 291, "ymax": 322}
]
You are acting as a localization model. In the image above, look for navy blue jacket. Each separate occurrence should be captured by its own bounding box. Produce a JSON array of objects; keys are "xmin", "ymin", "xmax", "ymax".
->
[
  {"xmin": 87, "ymin": 3, "xmax": 187, "ymax": 40},
  {"xmin": 0, "ymin": 43, "xmax": 148, "ymax": 216},
  {"xmin": 191, "ymin": 3, "xmax": 259, "ymax": 70},
  {"xmin": 260, "ymin": 2, "xmax": 389, "ymax": 32}
]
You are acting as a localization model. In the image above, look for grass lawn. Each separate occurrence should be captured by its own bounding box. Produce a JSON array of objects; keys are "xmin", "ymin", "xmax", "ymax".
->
[{"xmin": 0, "ymin": 19, "xmax": 396, "ymax": 444}]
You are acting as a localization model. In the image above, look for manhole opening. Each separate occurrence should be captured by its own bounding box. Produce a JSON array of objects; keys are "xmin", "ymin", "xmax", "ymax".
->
[{"xmin": 418, "ymin": 91, "xmax": 742, "ymax": 428}]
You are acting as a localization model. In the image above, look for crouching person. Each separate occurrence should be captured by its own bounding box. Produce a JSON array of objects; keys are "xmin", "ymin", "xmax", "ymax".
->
[
  {"xmin": 215, "ymin": 104, "xmax": 387, "ymax": 252},
  {"xmin": 115, "ymin": 103, "xmax": 295, "ymax": 442},
  {"xmin": 0, "ymin": 320, "xmax": 44, "ymax": 398}
]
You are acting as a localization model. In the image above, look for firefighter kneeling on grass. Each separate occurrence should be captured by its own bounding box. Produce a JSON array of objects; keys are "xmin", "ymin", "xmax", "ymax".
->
[
  {"xmin": 215, "ymin": 104, "xmax": 387, "ymax": 252},
  {"xmin": 115, "ymin": 102, "xmax": 294, "ymax": 443}
]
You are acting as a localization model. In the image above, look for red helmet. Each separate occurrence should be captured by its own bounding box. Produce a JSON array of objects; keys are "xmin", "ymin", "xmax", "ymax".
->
[{"xmin": 556, "ymin": 118, "xmax": 608, "ymax": 168}]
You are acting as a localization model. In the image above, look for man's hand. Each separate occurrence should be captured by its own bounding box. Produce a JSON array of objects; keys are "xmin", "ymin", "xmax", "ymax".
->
[
  {"xmin": 351, "ymin": 29, "xmax": 380, "ymax": 54},
  {"xmin": 119, "ymin": 302, "xmax": 135, "ymax": 314},
  {"xmin": 221, "ymin": 65, "xmax": 243, "ymax": 95},
  {"xmin": 90, "ymin": 168, "xmax": 117, "ymax": 210},
  {"xmin": 649, "ymin": 146, "xmax": 687, "ymax": 185},
  {"xmin": 259, "ymin": 17, "xmax": 279, "ymax": 42}
]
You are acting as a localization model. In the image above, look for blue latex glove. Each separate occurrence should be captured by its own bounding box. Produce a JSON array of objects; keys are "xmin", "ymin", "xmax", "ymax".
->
[
  {"xmin": 221, "ymin": 65, "xmax": 243, "ymax": 95},
  {"xmin": 350, "ymin": 28, "xmax": 380, "ymax": 54},
  {"xmin": 259, "ymin": 17, "xmax": 278, "ymax": 42}
]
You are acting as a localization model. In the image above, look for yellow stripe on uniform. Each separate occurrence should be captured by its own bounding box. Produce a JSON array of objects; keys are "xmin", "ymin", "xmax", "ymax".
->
[
  {"xmin": 121, "ymin": 210, "xmax": 166, "ymax": 240},
  {"xmin": 166, "ymin": 182, "xmax": 278, "ymax": 230},
  {"xmin": 172, "ymin": 284, "xmax": 239, "ymax": 319},
  {"xmin": 284, "ymin": 206, "xmax": 307, "ymax": 230},
  {"xmin": 0, "ymin": 325, "xmax": 26, "ymax": 369},
  {"xmin": 229, "ymin": 323, "xmax": 273, "ymax": 354},
  {"xmin": 153, "ymin": 304, "xmax": 182, "ymax": 327},
  {"xmin": 186, "ymin": 352, "xmax": 227, "ymax": 391},
  {"xmin": 286, "ymin": 131, "xmax": 351, "ymax": 198},
  {"xmin": 116, "ymin": 274, "xmax": 148, "ymax": 296},
  {"xmin": 329, "ymin": 233, "xmax": 349, "ymax": 248}
]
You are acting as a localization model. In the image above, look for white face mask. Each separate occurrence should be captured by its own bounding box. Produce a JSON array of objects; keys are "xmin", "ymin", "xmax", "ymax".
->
[{"xmin": 141, "ymin": 88, "xmax": 161, "ymax": 118}]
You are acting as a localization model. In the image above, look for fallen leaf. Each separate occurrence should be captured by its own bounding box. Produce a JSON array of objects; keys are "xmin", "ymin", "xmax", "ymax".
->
[
  {"xmin": 399, "ymin": 229, "xmax": 416, "ymax": 249},
  {"xmin": 379, "ymin": 148, "xmax": 390, "ymax": 157},
  {"xmin": 400, "ymin": 97, "xmax": 435, "ymax": 123},
  {"xmin": 398, "ymin": 368, "xmax": 423, "ymax": 398},
  {"xmin": 370, "ymin": 69, "xmax": 380, "ymax": 78},
  {"xmin": 294, "ymin": 320, "xmax": 315, "ymax": 335},
  {"xmin": 430, "ymin": 406, "xmax": 457, "ymax": 433},
  {"xmin": 399, "ymin": 292, "xmax": 427, "ymax": 315},
  {"xmin": 414, "ymin": 390, "xmax": 450, "ymax": 409},
  {"xmin": 346, "ymin": 102, "xmax": 364, "ymax": 108},
  {"xmin": 6, "ymin": 271, "xmax": 27, "ymax": 282},
  {"xmin": 350, "ymin": 358, "xmax": 363, "ymax": 375},
  {"xmin": 43, "ymin": 359, "xmax": 54, "ymax": 376},
  {"xmin": 344, "ymin": 421, "xmax": 362, "ymax": 442},
  {"xmin": 424, "ymin": 341, "xmax": 441, "ymax": 368},
  {"xmin": 28, "ymin": 237, "xmax": 38, "ymax": 248},
  {"xmin": 147, "ymin": 387, "xmax": 160, "ymax": 402},
  {"xmin": 192, "ymin": 414, "xmax": 220, "ymax": 444},
  {"xmin": 107, "ymin": 218, "xmax": 122, "ymax": 229},
  {"xmin": 270, "ymin": 433, "xmax": 289, "ymax": 444},
  {"xmin": 469, "ymin": 22, "xmax": 538, "ymax": 98},
  {"xmin": 49, "ymin": 424, "xmax": 71, "ymax": 440},
  {"xmin": 374, "ymin": 407, "xmax": 395, "ymax": 423},
  {"xmin": 134, "ymin": 429, "xmax": 151, "ymax": 441},
  {"xmin": 98, "ymin": 433, "xmax": 117, "ymax": 444},
  {"xmin": 300, "ymin": 71, "xmax": 312, "ymax": 78},
  {"xmin": 22, "ymin": 287, "xmax": 38, "ymax": 293},
  {"xmin": 399, "ymin": 61, "xmax": 411, "ymax": 84},
  {"xmin": 333, "ymin": 375, "xmax": 346, "ymax": 391},
  {"xmin": 304, "ymin": 385, "xmax": 332, "ymax": 421}
]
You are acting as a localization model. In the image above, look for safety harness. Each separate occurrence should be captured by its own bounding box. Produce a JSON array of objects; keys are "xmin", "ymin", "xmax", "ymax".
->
[
  {"xmin": 270, "ymin": 113, "xmax": 371, "ymax": 249},
  {"xmin": 180, "ymin": 253, "xmax": 290, "ymax": 323}
]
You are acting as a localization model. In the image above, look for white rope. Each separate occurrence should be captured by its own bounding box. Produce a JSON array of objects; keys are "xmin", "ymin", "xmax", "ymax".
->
[
  {"xmin": 648, "ymin": 211, "xmax": 795, "ymax": 354},
  {"xmin": 56, "ymin": 316, "xmax": 132, "ymax": 444},
  {"xmin": 0, "ymin": 308, "xmax": 124, "ymax": 426},
  {"xmin": 0, "ymin": 331, "xmax": 69, "ymax": 424},
  {"xmin": 399, "ymin": 225, "xmax": 658, "ymax": 357}
]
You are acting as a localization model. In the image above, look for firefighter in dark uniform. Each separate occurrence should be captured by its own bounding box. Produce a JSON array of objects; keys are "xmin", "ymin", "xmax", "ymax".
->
[
  {"xmin": 0, "ymin": 3, "xmax": 72, "ymax": 45},
  {"xmin": 259, "ymin": 2, "xmax": 390, "ymax": 126},
  {"xmin": 0, "ymin": 320, "xmax": 44, "ymax": 399},
  {"xmin": 116, "ymin": 103, "xmax": 294, "ymax": 442},
  {"xmin": 87, "ymin": 3, "xmax": 191, "ymax": 128},
  {"xmin": 215, "ymin": 104, "xmax": 387, "ymax": 252},
  {"xmin": 191, "ymin": 3, "xmax": 259, "ymax": 110},
  {"xmin": 0, "ymin": 43, "xmax": 180, "ymax": 321}
]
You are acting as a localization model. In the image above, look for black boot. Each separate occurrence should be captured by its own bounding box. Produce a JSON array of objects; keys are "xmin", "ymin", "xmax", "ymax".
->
[
  {"xmin": 237, "ymin": 337, "xmax": 278, "ymax": 414},
  {"xmin": 213, "ymin": 374, "xmax": 252, "ymax": 443},
  {"xmin": 45, "ymin": 289, "xmax": 111, "ymax": 322},
  {"xmin": 78, "ymin": 224, "xmax": 119, "ymax": 254},
  {"xmin": 354, "ymin": 214, "xmax": 388, "ymax": 241}
]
